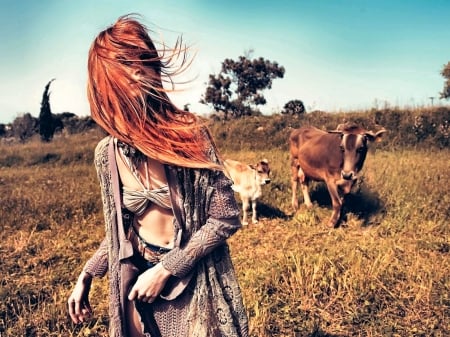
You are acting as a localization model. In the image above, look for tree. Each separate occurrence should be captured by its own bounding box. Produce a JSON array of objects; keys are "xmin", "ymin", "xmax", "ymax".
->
[
  {"xmin": 39, "ymin": 78, "xmax": 56, "ymax": 142},
  {"xmin": 441, "ymin": 61, "xmax": 450, "ymax": 99},
  {"xmin": 53, "ymin": 113, "xmax": 96, "ymax": 134},
  {"xmin": 281, "ymin": 99, "xmax": 306, "ymax": 115},
  {"xmin": 201, "ymin": 55, "xmax": 285, "ymax": 119},
  {"xmin": 12, "ymin": 113, "xmax": 38, "ymax": 141}
]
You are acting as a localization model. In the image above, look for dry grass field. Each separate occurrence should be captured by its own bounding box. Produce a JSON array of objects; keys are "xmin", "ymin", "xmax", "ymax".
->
[{"xmin": 0, "ymin": 129, "xmax": 449, "ymax": 336}]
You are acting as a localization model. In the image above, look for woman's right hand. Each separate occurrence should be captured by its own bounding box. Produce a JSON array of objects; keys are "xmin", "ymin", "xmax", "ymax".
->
[
  {"xmin": 128, "ymin": 262, "xmax": 172, "ymax": 303},
  {"xmin": 68, "ymin": 271, "xmax": 93, "ymax": 323}
]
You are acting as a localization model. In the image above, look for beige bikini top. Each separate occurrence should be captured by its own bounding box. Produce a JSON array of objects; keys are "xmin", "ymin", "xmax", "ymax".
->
[{"xmin": 117, "ymin": 141, "xmax": 171, "ymax": 216}]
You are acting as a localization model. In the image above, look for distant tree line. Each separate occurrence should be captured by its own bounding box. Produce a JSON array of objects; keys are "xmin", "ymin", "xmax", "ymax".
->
[
  {"xmin": 0, "ymin": 112, "xmax": 97, "ymax": 142},
  {"xmin": 1, "ymin": 56, "xmax": 448, "ymax": 144},
  {"xmin": 0, "ymin": 79, "xmax": 97, "ymax": 142},
  {"xmin": 209, "ymin": 106, "xmax": 450, "ymax": 151}
]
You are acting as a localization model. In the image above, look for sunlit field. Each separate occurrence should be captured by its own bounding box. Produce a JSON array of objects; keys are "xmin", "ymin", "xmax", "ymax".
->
[{"xmin": 1, "ymin": 129, "xmax": 449, "ymax": 336}]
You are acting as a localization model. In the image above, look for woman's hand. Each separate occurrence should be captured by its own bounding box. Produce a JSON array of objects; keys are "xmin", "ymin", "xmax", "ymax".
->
[
  {"xmin": 128, "ymin": 263, "xmax": 172, "ymax": 303},
  {"xmin": 68, "ymin": 271, "xmax": 93, "ymax": 323}
]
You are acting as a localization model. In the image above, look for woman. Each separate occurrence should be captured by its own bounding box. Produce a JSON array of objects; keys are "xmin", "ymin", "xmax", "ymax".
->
[{"xmin": 67, "ymin": 14, "xmax": 248, "ymax": 337}]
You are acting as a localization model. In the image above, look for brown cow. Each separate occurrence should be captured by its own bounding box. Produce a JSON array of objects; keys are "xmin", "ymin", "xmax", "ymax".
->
[
  {"xmin": 289, "ymin": 124, "xmax": 386, "ymax": 228},
  {"xmin": 223, "ymin": 158, "xmax": 271, "ymax": 225}
]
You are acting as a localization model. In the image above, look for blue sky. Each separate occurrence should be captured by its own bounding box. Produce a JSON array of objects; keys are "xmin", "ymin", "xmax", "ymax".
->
[{"xmin": 1, "ymin": 0, "xmax": 450, "ymax": 124}]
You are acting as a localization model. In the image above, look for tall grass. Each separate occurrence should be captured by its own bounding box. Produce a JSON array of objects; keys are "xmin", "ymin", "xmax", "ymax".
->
[{"xmin": 0, "ymin": 129, "xmax": 448, "ymax": 336}]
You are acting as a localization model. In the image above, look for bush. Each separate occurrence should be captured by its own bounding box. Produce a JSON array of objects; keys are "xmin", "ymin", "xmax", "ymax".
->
[{"xmin": 208, "ymin": 107, "xmax": 450, "ymax": 151}]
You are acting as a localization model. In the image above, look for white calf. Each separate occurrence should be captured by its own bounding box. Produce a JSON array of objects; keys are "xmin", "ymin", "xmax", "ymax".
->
[{"xmin": 223, "ymin": 158, "xmax": 271, "ymax": 225}]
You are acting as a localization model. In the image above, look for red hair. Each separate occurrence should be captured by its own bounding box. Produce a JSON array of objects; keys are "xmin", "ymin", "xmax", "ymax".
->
[{"xmin": 87, "ymin": 14, "xmax": 221, "ymax": 169}]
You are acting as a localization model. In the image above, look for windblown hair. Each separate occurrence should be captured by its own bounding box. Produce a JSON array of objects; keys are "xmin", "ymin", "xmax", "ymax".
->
[{"xmin": 87, "ymin": 14, "xmax": 221, "ymax": 169}]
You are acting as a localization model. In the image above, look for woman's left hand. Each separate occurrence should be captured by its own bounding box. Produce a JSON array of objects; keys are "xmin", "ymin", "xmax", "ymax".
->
[{"xmin": 128, "ymin": 263, "xmax": 172, "ymax": 303}]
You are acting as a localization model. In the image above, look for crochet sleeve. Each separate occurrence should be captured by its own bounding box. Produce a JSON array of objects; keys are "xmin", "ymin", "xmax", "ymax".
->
[
  {"xmin": 81, "ymin": 137, "xmax": 111, "ymax": 278},
  {"xmin": 161, "ymin": 170, "xmax": 241, "ymax": 278},
  {"xmin": 82, "ymin": 238, "xmax": 108, "ymax": 278}
]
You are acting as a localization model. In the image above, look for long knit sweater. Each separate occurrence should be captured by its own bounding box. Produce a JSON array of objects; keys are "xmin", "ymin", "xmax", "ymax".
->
[{"xmin": 82, "ymin": 135, "xmax": 249, "ymax": 337}]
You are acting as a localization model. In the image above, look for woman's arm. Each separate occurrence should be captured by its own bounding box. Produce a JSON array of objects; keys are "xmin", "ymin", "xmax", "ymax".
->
[
  {"xmin": 68, "ymin": 238, "xmax": 107, "ymax": 323},
  {"xmin": 68, "ymin": 137, "xmax": 111, "ymax": 321},
  {"xmin": 82, "ymin": 137, "xmax": 111, "ymax": 278},
  {"xmin": 161, "ymin": 169, "xmax": 241, "ymax": 278},
  {"xmin": 82, "ymin": 238, "xmax": 109, "ymax": 277}
]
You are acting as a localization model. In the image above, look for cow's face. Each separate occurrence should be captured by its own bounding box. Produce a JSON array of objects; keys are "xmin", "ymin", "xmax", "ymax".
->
[
  {"xmin": 333, "ymin": 126, "xmax": 386, "ymax": 194},
  {"xmin": 251, "ymin": 159, "xmax": 271, "ymax": 185},
  {"xmin": 339, "ymin": 133, "xmax": 369, "ymax": 182}
]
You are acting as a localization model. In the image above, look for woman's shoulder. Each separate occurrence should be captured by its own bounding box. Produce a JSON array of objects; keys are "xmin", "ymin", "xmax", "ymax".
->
[
  {"xmin": 93, "ymin": 136, "xmax": 113, "ymax": 167},
  {"xmin": 199, "ymin": 127, "xmax": 222, "ymax": 165},
  {"xmin": 94, "ymin": 136, "xmax": 112, "ymax": 155}
]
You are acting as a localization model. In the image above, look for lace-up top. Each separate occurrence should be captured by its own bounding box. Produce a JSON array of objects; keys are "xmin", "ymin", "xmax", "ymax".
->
[{"xmin": 117, "ymin": 142, "xmax": 171, "ymax": 216}]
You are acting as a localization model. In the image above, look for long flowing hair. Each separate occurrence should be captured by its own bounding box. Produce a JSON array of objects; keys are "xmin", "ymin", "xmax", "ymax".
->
[{"xmin": 87, "ymin": 14, "xmax": 221, "ymax": 169}]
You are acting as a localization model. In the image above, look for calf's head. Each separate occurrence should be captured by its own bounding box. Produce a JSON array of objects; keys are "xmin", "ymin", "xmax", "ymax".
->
[{"xmin": 250, "ymin": 159, "xmax": 271, "ymax": 185}]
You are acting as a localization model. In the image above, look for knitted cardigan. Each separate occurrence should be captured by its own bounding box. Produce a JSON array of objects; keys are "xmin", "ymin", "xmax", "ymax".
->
[{"xmin": 82, "ymin": 135, "xmax": 249, "ymax": 337}]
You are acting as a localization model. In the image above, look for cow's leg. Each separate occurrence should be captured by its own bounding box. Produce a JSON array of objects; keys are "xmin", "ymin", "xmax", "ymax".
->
[
  {"xmin": 291, "ymin": 164, "xmax": 299, "ymax": 210},
  {"xmin": 251, "ymin": 199, "xmax": 258, "ymax": 224},
  {"xmin": 241, "ymin": 198, "xmax": 250, "ymax": 225},
  {"xmin": 300, "ymin": 182, "xmax": 313, "ymax": 208},
  {"xmin": 325, "ymin": 183, "xmax": 342, "ymax": 228},
  {"xmin": 298, "ymin": 167, "xmax": 313, "ymax": 208}
]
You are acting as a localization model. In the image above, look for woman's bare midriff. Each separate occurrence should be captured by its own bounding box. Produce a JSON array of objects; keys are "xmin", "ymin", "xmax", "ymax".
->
[
  {"xmin": 134, "ymin": 205, "xmax": 174, "ymax": 248},
  {"xmin": 116, "ymin": 146, "xmax": 175, "ymax": 248}
]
